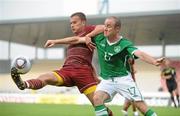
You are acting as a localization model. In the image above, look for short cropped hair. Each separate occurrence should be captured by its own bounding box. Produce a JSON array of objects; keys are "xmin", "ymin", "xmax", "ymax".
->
[
  {"xmin": 70, "ymin": 12, "xmax": 87, "ymax": 21},
  {"xmin": 107, "ymin": 16, "xmax": 121, "ymax": 28}
]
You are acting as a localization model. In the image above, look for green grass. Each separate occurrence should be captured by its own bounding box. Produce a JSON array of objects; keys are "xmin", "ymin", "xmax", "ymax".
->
[{"xmin": 0, "ymin": 103, "xmax": 180, "ymax": 116}]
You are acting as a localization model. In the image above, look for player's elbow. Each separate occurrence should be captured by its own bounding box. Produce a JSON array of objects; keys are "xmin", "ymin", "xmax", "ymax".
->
[{"xmin": 134, "ymin": 50, "xmax": 143, "ymax": 58}]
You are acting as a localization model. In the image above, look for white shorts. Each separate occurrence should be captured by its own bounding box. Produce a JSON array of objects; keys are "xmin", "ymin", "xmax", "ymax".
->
[{"xmin": 96, "ymin": 74, "xmax": 144, "ymax": 102}]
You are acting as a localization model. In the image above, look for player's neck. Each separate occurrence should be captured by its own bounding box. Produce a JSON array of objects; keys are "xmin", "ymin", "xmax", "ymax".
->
[
  {"xmin": 108, "ymin": 34, "xmax": 121, "ymax": 43},
  {"xmin": 76, "ymin": 26, "xmax": 86, "ymax": 36}
]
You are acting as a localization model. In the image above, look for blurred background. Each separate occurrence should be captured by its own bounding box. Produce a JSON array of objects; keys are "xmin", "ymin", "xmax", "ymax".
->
[{"xmin": 0, "ymin": 0, "xmax": 180, "ymax": 108}]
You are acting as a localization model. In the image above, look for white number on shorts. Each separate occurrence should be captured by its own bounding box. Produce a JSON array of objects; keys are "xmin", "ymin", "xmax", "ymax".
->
[{"xmin": 127, "ymin": 87, "xmax": 137, "ymax": 97}]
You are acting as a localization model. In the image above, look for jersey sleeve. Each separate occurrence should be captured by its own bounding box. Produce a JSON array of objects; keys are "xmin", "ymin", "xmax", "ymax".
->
[
  {"xmin": 126, "ymin": 45, "xmax": 138, "ymax": 59},
  {"xmin": 92, "ymin": 33, "xmax": 104, "ymax": 45}
]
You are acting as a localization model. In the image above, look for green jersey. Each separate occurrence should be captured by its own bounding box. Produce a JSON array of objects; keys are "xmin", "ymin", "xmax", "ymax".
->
[{"xmin": 93, "ymin": 33, "xmax": 138, "ymax": 79}]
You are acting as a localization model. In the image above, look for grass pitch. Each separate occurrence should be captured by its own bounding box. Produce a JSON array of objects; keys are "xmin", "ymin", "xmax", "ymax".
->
[{"xmin": 0, "ymin": 103, "xmax": 180, "ymax": 116}]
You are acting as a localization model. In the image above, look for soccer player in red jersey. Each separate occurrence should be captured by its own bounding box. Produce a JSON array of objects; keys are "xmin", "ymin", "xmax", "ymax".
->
[{"xmin": 11, "ymin": 12, "xmax": 113, "ymax": 116}]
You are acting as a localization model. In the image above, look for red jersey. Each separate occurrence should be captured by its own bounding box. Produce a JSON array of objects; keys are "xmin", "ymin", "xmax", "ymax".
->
[
  {"xmin": 54, "ymin": 25, "xmax": 98, "ymax": 93},
  {"xmin": 64, "ymin": 25, "xmax": 95, "ymax": 66}
]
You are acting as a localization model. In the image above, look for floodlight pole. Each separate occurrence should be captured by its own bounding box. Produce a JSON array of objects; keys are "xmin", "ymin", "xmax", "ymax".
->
[
  {"xmin": 8, "ymin": 25, "xmax": 15, "ymax": 60},
  {"xmin": 159, "ymin": 32, "xmax": 165, "ymax": 57},
  {"xmin": 162, "ymin": 39, "xmax": 165, "ymax": 57}
]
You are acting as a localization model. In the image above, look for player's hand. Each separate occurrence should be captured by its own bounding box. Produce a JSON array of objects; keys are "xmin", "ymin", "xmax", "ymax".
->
[
  {"xmin": 85, "ymin": 36, "xmax": 96, "ymax": 51},
  {"xmin": 44, "ymin": 40, "xmax": 56, "ymax": 48},
  {"xmin": 155, "ymin": 57, "xmax": 166, "ymax": 66}
]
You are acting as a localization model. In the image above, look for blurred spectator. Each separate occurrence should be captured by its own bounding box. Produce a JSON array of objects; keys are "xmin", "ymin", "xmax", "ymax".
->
[
  {"xmin": 160, "ymin": 59, "xmax": 180, "ymax": 107},
  {"xmin": 98, "ymin": 0, "xmax": 109, "ymax": 14}
]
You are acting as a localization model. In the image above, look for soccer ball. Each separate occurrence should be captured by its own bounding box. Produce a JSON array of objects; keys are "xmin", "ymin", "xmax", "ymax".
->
[{"xmin": 11, "ymin": 56, "xmax": 31, "ymax": 74}]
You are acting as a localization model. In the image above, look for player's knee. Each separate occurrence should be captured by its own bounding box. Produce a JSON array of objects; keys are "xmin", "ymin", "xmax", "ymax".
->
[
  {"xmin": 37, "ymin": 73, "xmax": 58, "ymax": 85},
  {"xmin": 93, "ymin": 94, "xmax": 103, "ymax": 105},
  {"xmin": 37, "ymin": 74, "xmax": 47, "ymax": 85}
]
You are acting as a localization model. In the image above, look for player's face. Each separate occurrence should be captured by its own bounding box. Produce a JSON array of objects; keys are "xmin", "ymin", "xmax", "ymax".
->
[
  {"xmin": 70, "ymin": 16, "xmax": 85, "ymax": 35},
  {"xmin": 104, "ymin": 18, "xmax": 119, "ymax": 38}
]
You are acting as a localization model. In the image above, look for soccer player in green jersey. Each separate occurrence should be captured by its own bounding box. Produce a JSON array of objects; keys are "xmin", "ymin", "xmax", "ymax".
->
[{"xmin": 89, "ymin": 16, "xmax": 165, "ymax": 116}]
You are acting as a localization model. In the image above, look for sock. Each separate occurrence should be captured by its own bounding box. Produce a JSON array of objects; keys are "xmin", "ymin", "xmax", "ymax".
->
[
  {"xmin": 25, "ymin": 79, "xmax": 44, "ymax": 90},
  {"xmin": 145, "ymin": 109, "xmax": 157, "ymax": 116},
  {"xmin": 174, "ymin": 96, "xmax": 179, "ymax": 107},
  {"xmin": 121, "ymin": 110, "xmax": 128, "ymax": 116},
  {"xmin": 95, "ymin": 105, "xmax": 108, "ymax": 116},
  {"xmin": 133, "ymin": 111, "xmax": 139, "ymax": 116}
]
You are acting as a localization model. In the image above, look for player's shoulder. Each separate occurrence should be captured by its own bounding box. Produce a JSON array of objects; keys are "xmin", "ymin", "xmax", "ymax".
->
[
  {"xmin": 84, "ymin": 25, "xmax": 96, "ymax": 33},
  {"xmin": 92, "ymin": 33, "xmax": 105, "ymax": 43},
  {"xmin": 94, "ymin": 33, "xmax": 105, "ymax": 40},
  {"xmin": 120, "ymin": 37, "xmax": 133, "ymax": 45},
  {"xmin": 85, "ymin": 25, "xmax": 96, "ymax": 29},
  {"xmin": 117, "ymin": 37, "xmax": 133, "ymax": 48}
]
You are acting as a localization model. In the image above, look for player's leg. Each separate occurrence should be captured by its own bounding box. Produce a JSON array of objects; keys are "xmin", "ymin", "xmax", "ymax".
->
[
  {"xmin": 83, "ymin": 85, "xmax": 97, "ymax": 106},
  {"xmin": 173, "ymin": 83, "xmax": 179, "ymax": 107},
  {"xmin": 171, "ymin": 90, "xmax": 179, "ymax": 108},
  {"xmin": 132, "ymin": 102, "xmax": 139, "ymax": 116},
  {"xmin": 93, "ymin": 80, "xmax": 114, "ymax": 116},
  {"xmin": 72, "ymin": 65, "xmax": 113, "ymax": 116},
  {"xmin": 121, "ymin": 99, "xmax": 131, "ymax": 116},
  {"xmin": 121, "ymin": 100, "xmax": 139, "ymax": 116},
  {"xmin": 93, "ymin": 91, "xmax": 110, "ymax": 116},
  {"xmin": 83, "ymin": 85, "xmax": 113, "ymax": 116},
  {"xmin": 116, "ymin": 75, "xmax": 156, "ymax": 116},
  {"xmin": 25, "ymin": 72, "xmax": 63, "ymax": 89},
  {"xmin": 11, "ymin": 66, "xmax": 64, "ymax": 90},
  {"xmin": 168, "ymin": 82, "xmax": 179, "ymax": 108},
  {"xmin": 166, "ymin": 81, "xmax": 178, "ymax": 107},
  {"xmin": 133, "ymin": 101, "xmax": 157, "ymax": 116},
  {"xmin": 175, "ymin": 89, "xmax": 180, "ymax": 107},
  {"xmin": 127, "ymin": 91, "xmax": 156, "ymax": 116}
]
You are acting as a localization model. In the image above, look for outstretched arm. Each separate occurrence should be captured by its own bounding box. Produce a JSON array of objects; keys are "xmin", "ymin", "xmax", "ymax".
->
[
  {"xmin": 134, "ymin": 50, "xmax": 165, "ymax": 66},
  {"xmin": 44, "ymin": 36, "xmax": 85, "ymax": 48},
  {"xmin": 86, "ymin": 25, "xmax": 104, "ymax": 37},
  {"xmin": 44, "ymin": 25, "xmax": 104, "ymax": 48}
]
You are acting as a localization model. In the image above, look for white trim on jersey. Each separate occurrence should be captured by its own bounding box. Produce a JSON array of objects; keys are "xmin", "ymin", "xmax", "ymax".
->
[{"xmin": 106, "ymin": 36, "xmax": 123, "ymax": 46}]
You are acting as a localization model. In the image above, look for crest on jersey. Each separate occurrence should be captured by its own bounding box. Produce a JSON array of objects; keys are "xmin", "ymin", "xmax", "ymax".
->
[
  {"xmin": 114, "ymin": 46, "xmax": 121, "ymax": 53},
  {"xmin": 100, "ymin": 43, "xmax": 105, "ymax": 47}
]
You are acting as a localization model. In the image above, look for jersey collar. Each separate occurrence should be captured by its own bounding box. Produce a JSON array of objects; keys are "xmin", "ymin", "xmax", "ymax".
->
[{"xmin": 106, "ymin": 36, "xmax": 123, "ymax": 46}]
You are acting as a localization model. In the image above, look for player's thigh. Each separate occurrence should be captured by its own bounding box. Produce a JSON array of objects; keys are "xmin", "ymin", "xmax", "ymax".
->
[
  {"xmin": 96, "ymin": 80, "xmax": 116, "ymax": 101},
  {"xmin": 37, "ymin": 72, "xmax": 61, "ymax": 85},
  {"xmin": 116, "ymin": 75, "xmax": 143, "ymax": 101}
]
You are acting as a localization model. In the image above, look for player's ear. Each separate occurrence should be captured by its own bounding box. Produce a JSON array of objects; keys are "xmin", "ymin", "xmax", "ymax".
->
[{"xmin": 82, "ymin": 21, "xmax": 86, "ymax": 25}]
